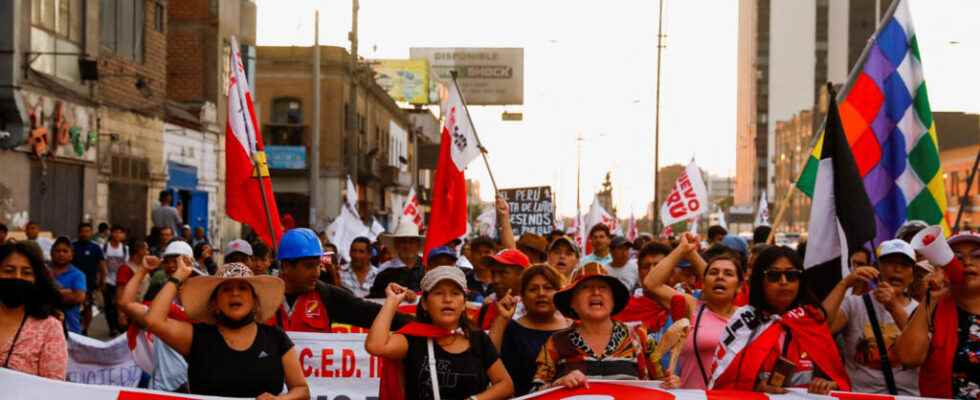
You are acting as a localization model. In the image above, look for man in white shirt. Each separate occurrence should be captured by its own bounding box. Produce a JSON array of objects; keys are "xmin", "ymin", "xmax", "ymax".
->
[{"xmin": 339, "ymin": 237, "xmax": 378, "ymax": 298}]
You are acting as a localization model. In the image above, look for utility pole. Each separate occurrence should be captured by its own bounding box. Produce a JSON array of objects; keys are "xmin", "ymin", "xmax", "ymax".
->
[
  {"xmin": 652, "ymin": 0, "xmax": 666, "ymax": 232},
  {"xmin": 347, "ymin": 0, "xmax": 360, "ymax": 184},
  {"xmin": 576, "ymin": 131, "xmax": 583, "ymax": 255},
  {"xmin": 310, "ymin": 10, "xmax": 321, "ymax": 228}
]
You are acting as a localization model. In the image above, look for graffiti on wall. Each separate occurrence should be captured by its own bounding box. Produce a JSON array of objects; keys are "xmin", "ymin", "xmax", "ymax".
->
[{"xmin": 19, "ymin": 92, "xmax": 98, "ymax": 161}]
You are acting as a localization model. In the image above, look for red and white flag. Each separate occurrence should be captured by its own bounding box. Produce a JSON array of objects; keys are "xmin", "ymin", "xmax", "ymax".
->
[
  {"xmin": 225, "ymin": 36, "xmax": 282, "ymax": 247},
  {"xmin": 626, "ymin": 213, "xmax": 638, "ymax": 242},
  {"xmin": 423, "ymin": 81, "xmax": 481, "ymax": 259},
  {"xmin": 659, "ymin": 161, "xmax": 708, "ymax": 227},
  {"xmin": 401, "ymin": 186, "xmax": 424, "ymax": 231}
]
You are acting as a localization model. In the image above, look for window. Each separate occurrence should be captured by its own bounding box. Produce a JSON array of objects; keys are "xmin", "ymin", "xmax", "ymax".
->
[
  {"xmin": 30, "ymin": 0, "xmax": 84, "ymax": 81},
  {"xmin": 154, "ymin": 1, "xmax": 164, "ymax": 32},
  {"xmin": 101, "ymin": 0, "xmax": 145, "ymax": 62},
  {"xmin": 265, "ymin": 97, "xmax": 304, "ymax": 146}
]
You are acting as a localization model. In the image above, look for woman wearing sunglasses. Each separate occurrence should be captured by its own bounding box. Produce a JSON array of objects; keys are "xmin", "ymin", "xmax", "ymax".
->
[{"xmin": 708, "ymin": 246, "xmax": 850, "ymax": 395}]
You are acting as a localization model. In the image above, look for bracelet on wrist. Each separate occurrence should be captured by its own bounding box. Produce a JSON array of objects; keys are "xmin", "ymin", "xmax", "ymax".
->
[{"xmin": 167, "ymin": 276, "xmax": 184, "ymax": 287}]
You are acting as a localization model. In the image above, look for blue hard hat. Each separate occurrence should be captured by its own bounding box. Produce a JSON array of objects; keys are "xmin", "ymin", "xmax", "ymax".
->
[{"xmin": 277, "ymin": 228, "xmax": 323, "ymax": 261}]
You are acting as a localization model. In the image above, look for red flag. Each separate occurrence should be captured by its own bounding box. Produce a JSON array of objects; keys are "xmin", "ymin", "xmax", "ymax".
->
[
  {"xmin": 225, "ymin": 36, "xmax": 282, "ymax": 247},
  {"xmin": 423, "ymin": 81, "xmax": 480, "ymax": 260}
]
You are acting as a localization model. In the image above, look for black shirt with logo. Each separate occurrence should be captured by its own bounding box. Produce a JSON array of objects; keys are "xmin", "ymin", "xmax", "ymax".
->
[
  {"xmin": 402, "ymin": 330, "xmax": 499, "ymax": 400},
  {"xmin": 186, "ymin": 323, "xmax": 293, "ymax": 397}
]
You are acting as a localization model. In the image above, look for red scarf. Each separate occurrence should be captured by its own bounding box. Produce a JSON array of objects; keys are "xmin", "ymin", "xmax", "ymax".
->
[
  {"xmin": 710, "ymin": 305, "xmax": 850, "ymax": 391},
  {"xmin": 378, "ymin": 322, "xmax": 464, "ymax": 400},
  {"xmin": 920, "ymin": 296, "xmax": 957, "ymax": 398}
]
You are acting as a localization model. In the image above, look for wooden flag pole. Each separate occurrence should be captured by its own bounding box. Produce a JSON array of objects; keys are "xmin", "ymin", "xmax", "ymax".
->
[{"xmin": 766, "ymin": 187, "xmax": 797, "ymax": 245}]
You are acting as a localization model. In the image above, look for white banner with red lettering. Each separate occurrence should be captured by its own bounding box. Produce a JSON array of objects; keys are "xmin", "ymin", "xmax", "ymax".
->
[
  {"xmin": 659, "ymin": 161, "xmax": 709, "ymax": 227},
  {"xmin": 290, "ymin": 332, "xmax": 379, "ymax": 400},
  {"xmin": 2, "ymin": 365, "xmax": 943, "ymax": 400},
  {"xmin": 67, "ymin": 332, "xmax": 143, "ymax": 387}
]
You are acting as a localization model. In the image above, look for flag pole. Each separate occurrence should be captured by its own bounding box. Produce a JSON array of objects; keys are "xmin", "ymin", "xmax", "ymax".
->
[
  {"xmin": 448, "ymin": 70, "xmax": 499, "ymax": 194},
  {"xmin": 953, "ymin": 147, "xmax": 980, "ymax": 233},
  {"xmin": 766, "ymin": 188, "xmax": 797, "ymax": 244}
]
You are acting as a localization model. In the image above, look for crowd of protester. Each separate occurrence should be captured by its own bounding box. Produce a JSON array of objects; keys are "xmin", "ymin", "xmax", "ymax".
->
[{"xmin": 0, "ymin": 193, "xmax": 978, "ymax": 400}]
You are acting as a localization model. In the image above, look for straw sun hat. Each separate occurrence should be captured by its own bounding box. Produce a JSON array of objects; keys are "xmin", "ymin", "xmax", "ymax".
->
[{"xmin": 180, "ymin": 262, "xmax": 285, "ymax": 324}]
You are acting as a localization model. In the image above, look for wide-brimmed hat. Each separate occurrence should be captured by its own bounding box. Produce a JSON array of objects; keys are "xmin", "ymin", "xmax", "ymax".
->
[
  {"xmin": 553, "ymin": 262, "xmax": 630, "ymax": 319},
  {"xmin": 180, "ymin": 263, "xmax": 285, "ymax": 324},
  {"xmin": 381, "ymin": 217, "xmax": 424, "ymax": 248}
]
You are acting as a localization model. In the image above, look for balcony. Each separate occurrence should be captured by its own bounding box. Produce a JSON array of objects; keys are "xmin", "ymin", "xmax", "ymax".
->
[{"xmin": 358, "ymin": 156, "xmax": 379, "ymax": 180}]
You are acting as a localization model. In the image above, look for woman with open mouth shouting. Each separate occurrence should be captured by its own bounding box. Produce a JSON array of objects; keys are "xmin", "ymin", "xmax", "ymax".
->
[
  {"xmin": 366, "ymin": 266, "xmax": 514, "ymax": 400},
  {"xmin": 532, "ymin": 262, "xmax": 681, "ymax": 391},
  {"xmin": 143, "ymin": 260, "xmax": 309, "ymax": 400},
  {"xmin": 709, "ymin": 246, "xmax": 850, "ymax": 395},
  {"xmin": 642, "ymin": 233, "xmax": 743, "ymax": 389}
]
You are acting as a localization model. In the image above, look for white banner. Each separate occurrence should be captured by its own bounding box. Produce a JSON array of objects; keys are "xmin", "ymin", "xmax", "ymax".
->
[
  {"xmin": 290, "ymin": 332, "xmax": 379, "ymax": 400},
  {"xmin": 660, "ymin": 161, "xmax": 709, "ymax": 227},
  {"xmin": 67, "ymin": 332, "xmax": 142, "ymax": 387}
]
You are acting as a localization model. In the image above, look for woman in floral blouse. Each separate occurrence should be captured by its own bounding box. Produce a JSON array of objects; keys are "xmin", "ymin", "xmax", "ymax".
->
[
  {"xmin": 0, "ymin": 242, "xmax": 67, "ymax": 379},
  {"xmin": 532, "ymin": 263, "xmax": 680, "ymax": 390}
]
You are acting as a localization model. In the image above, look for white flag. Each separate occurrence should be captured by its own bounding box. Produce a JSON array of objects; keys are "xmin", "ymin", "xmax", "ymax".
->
[
  {"xmin": 328, "ymin": 206, "xmax": 370, "ymax": 262},
  {"xmin": 346, "ymin": 176, "xmax": 360, "ymax": 219},
  {"xmin": 444, "ymin": 82, "xmax": 481, "ymax": 170},
  {"xmin": 476, "ymin": 205, "xmax": 496, "ymax": 236},
  {"xmin": 401, "ymin": 187, "xmax": 424, "ymax": 230},
  {"xmin": 755, "ymin": 191, "xmax": 770, "ymax": 227},
  {"xmin": 659, "ymin": 161, "xmax": 709, "ymax": 226}
]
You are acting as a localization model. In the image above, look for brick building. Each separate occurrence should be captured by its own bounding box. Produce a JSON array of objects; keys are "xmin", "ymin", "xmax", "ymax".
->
[
  {"xmin": 254, "ymin": 45, "xmax": 417, "ymax": 230},
  {"xmin": 0, "ymin": 0, "xmax": 168, "ymax": 238},
  {"xmin": 161, "ymin": 0, "xmax": 256, "ymax": 248}
]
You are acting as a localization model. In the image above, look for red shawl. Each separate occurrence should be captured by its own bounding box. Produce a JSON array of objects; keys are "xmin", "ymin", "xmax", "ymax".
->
[
  {"xmin": 378, "ymin": 322, "xmax": 461, "ymax": 400},
  {"xmin": 920, "ymin": 296, "xmax": 957, "ymax": 398}
]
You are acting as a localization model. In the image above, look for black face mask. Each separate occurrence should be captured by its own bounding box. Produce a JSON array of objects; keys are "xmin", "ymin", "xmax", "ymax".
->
[
  {"xmin": 0, "ymin": 279, "xmax": 35, "ymax": 308},
  {"xmin": 215, "ymin": 310, "xmax": 255, "ymax": 329}
]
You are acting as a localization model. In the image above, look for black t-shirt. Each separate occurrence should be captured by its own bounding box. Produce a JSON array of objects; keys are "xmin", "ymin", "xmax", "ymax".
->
[
  {"xmin": 186, "ymin": 323, "xmax": 294, "ymax": 397},
  {"xmin": 403, "ymin": 330, "xmax": 499, "ymax": 400},
  {"xmin": 368, "ymin": 266, "xmax": 424, "ymax": 298},
  {"xmin": 501, "ymin": 320, "xmax": 558, "ymax": 397}
]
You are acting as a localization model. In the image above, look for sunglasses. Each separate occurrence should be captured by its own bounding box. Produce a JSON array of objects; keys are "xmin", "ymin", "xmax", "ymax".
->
[{"xmin": 764, "ymin": 269, "xmax": 802, "ymax": 283}]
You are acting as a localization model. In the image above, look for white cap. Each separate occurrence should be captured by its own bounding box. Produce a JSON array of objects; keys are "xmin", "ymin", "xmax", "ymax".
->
[
  {"xmin": 224, "ymin": 239, "xmax": 254, "ymax": 256},
  {"xmin": 877, "ymin": 239, "xmax": 916, "ymax": 264},
  {"xmin": 163, "ymin": 241, "xmax": 194, "ymax": 258}
]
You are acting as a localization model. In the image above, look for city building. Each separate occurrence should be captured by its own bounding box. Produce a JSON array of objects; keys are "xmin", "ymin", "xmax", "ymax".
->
[
  {"xmin": 935, "ymin": 112, "xmax": 979, "ymax": 232},
  {"xmin": 773, "ymin": 110, "xmax": 814, "ymax": 233},
  {"xmin": 162, "ymin": 0, "xmax": 257, "ymax": 247},
  {"xmin": 0, "ymin": 0, "xmax": 168, "ymax": 237},
  {"xmin": 735, "ymin": 0, "xmax": 890, "ymax": 210},
  {"xmin": 254, "ymin": 45, "xmax": 416, "ymax": 230}
]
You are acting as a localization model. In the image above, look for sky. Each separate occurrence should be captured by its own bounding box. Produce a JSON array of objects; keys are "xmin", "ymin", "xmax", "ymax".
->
[{"xmin": 255, "ymin": 0, "xmax": 980, "ymax": 218}]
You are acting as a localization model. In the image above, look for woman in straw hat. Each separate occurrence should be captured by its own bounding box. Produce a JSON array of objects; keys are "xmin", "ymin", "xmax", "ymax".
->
[
  {"xmin": 532, "ymin": 262, "xmax": 680, "ymax": 391},
  {"xmin": 366, "ymin": 266, "xmax": 514, "ymax": 400},
  {"xmin": 143, "ymin": 258, "xmax": 309, "ymax": 399}
]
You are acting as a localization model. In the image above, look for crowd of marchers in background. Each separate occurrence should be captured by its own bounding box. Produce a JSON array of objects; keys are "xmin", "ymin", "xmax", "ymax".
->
[{"xmin": 0, "ymin": 192, "xmax": 978, "ymax": 400}]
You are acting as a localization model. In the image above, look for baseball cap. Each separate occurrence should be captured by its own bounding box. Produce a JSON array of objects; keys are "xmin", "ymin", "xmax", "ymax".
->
[
  {"xmin": 420, "ymin": 266, "xmax": 467, "ymax": 292},
  {"xmin": 877, "ymin": 239, "xmax": 916, "ymax": 265},
  {"xmin": 163, "ymin": 241, "xmax": 193, "ymax": 258},
  {"xmin": 548, "ymin": 236, "xmax": 580, "ymax": 255},
  {"xmin": 483, "ymin": 248, "xmax": 531, "ymax": 270},
  {"xmin": 427, "ymin": 246, "xmax": 459, "ymax": 263},
  {"xmin": 224, "ymin": 239, "xmax": 254, "ymax": 257},
  {"xmin": 610, "ymin": 236, "xmax": 632, "ymax": 249},
  {"xmin": 949, "ymin": 231, "xmax": 980, "ymax": 247}
]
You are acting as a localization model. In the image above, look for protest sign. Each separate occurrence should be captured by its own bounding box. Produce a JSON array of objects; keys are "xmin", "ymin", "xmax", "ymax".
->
[
  {"xmin": 66, "ymin": 332, "xmax": 142, "ymax": 387},
  {"xmin": 289, "ymin": 332, "xmax": 380, "ymax": 400},
  {"xmin": 499, "ymin": 186, "xmax": 554, "ymax": 236},
  {"xmin": 659, "ymin": 161, "xmax": 709, "ymax": 227}
]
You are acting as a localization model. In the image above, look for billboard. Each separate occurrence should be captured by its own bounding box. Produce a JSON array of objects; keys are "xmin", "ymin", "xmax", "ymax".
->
[
  {"xmin": 369, "ymin": 59, "xmax": 430, "ymax": 104},
  {"xmin": 410, "ymin": 47, "xmax": 524, "ymax": 105}
]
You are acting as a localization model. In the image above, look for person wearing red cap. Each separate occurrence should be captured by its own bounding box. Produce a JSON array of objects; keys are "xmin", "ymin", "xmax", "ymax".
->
[{"xmin": 475, "ymin": 249, "xmax": 531, "ymax": 330}]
